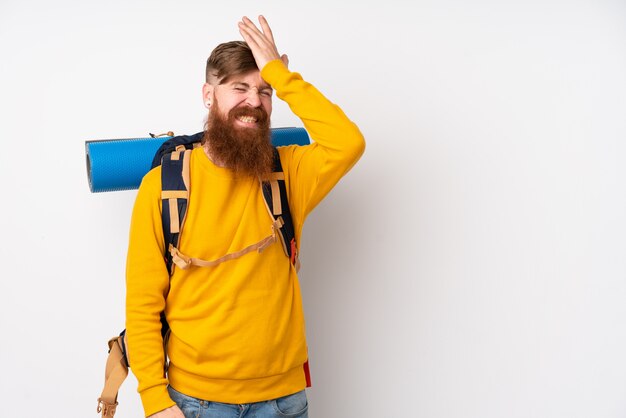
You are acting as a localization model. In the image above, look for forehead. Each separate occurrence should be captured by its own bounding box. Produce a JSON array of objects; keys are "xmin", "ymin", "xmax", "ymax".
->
[{"xmin": 221, "ymin": 70, "xmax": 271, "ymax": 89}]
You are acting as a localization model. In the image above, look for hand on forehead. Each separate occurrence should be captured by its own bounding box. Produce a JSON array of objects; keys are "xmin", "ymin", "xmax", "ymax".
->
[{"xmin": 238, "ymin": 15, "xmax": 289, "ymax": 70}]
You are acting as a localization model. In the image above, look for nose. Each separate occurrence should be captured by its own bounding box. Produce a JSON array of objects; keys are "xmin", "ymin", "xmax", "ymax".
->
[{"xmin": 244, "ymin": 88, "xmax": 262, "ymax": 107}]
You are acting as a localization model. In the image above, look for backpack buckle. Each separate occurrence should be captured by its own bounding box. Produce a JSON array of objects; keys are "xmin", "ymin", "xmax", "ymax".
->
[
  {"xmin": 170, "ymin": 245, "xmax": 192, "ymax": 269},
  {"xmin": 97, "ymin": 398, "xmax": 118, "ymax": 417}
]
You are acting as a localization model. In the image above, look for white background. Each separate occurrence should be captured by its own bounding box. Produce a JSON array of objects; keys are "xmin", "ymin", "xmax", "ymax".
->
[{"xmin": 1, "ymin": 1, "xmax": 625, "ymax": 417}]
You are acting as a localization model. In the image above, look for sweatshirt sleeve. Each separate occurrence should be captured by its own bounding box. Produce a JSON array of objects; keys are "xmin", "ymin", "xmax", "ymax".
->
[
  {"xmin": 260, "ymin": 60, "xmax": 366, "ymax": 226},
  {"xmin": 125, "ymin": 167, "xmax": 176, "ymax": 417}
]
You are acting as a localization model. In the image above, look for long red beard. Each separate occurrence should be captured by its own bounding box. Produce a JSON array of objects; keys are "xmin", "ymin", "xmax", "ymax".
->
[{"xmin": 203, "ymin": 100, "xmax": 273, "ymax": 178}]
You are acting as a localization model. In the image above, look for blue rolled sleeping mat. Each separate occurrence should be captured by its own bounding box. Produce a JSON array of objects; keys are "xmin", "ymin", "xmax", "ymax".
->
[{"xmin": 85, "ymin": 127, "xmax": 310, "ymax": 193}]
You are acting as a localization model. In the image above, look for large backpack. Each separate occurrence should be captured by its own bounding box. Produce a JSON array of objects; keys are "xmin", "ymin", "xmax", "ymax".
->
[{"xmin": 97, "ymin": 132, "xmax": 299, "ymax": 417}]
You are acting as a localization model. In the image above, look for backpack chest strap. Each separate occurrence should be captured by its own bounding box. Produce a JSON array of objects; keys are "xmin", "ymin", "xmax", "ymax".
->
[{"xmin": 169, "ymin": 217, "xmax": 284, "ymax": 270}]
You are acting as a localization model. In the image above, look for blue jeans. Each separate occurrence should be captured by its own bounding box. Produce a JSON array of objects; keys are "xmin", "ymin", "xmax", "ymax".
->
[{"xmin": 168, "ymin": 386, "xmax": 309, "ymax": 418}]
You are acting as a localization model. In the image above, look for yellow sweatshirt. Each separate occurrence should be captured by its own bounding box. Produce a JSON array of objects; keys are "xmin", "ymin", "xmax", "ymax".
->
[{"xmin": 125, "ymin": 60, "xmax": 365, "ymax": 417}]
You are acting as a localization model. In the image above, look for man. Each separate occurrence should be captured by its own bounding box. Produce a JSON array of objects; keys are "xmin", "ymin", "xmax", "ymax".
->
[{"xmin": 125, "ymin": 15, "xmax": 365, "ymax": 418}]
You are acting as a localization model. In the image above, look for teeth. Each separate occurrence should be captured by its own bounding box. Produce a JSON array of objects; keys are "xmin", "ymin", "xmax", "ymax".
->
[{"xmin": 237, "ymin": 116, "xmax": 257, "ymax": 123}]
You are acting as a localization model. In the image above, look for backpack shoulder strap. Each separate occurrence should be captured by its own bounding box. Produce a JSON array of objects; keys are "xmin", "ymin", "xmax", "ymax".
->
[
  {"xmin": 261, "ymin": 148, "xmax": 300, "ymax": 270},
  {"xmin": 151, "ymin": 131, "xmax": 203, "ymax": 169},
  {"xmin": 161, "ymin": 145, "xmax": 193, "ymax": 275},
  {"xmin": 97, "ymin": 335, "xmax": 128, "ymax": 417}
]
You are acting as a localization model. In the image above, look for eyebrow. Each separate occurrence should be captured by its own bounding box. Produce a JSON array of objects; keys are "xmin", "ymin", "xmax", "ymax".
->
[{"xmin": 231, "ymin": 81, "xmax": 273, "ymax": 92}]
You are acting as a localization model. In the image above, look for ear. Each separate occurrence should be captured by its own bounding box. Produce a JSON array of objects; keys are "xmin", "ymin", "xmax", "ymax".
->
[{"xmin": 202, "ymin": 83, "xmax": 214, "ymax": 109}]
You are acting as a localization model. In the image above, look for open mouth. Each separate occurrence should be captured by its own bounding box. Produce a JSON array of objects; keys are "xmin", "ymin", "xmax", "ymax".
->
[{"xmin": 236, "ymin": 115, "xmax": 258, "ymax": 124}]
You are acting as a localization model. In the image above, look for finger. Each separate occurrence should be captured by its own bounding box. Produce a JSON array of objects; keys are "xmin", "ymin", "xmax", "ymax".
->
[
  {"xmin": 241, "ymin": 16, "xmax": 264, "ymax": 40},
  {"xmin": 238, "ymin": 22, "xmax": 268, "ymax": 53},
  {"xmin": 238, "ymin": 23, "xmax": 260, "ymax": 48},
  {"xmin": 258, "ymin": 15, "xmax": 276, "ymax": 45},
  {"xmin": 237, "ymin": 16, "xmax": 281, "ymax": 68},
  {"xmin": 281, "ymin": 54, "xmax": 289, "ymax": 68},
  {"xmin": 238, "ymin": 18, "xmax": 266, "ymax": 48},
  {"xmin": 242, "ymin": 16, "xmax": 277, "ymax": 52},
  {"xmin": 238, "ymin": 18, "xmax": 279, "ymax": 57}
]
